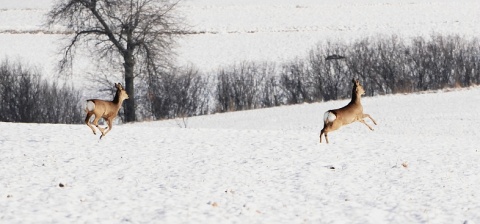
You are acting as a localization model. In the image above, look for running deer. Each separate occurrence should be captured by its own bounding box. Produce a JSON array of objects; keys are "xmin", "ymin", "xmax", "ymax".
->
[
  {"xmin": 85, "ymin": 83, "xmax": 129, "ymax": 139},
  {"xmin": 319, "ymin": 79, "xmax": 377, "ymax": 143}
]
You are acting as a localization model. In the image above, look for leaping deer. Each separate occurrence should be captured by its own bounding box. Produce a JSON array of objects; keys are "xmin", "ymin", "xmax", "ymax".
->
[
  {"xmin": 85, "ymin": 83, "xmax": 129, "ymax": 139},
  {"xmin": 320, "ymin": 79, "xmax": 377, "ymax": 143}
]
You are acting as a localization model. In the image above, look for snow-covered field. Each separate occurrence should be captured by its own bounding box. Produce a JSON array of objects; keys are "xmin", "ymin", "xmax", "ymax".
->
[
  {"xmin": 1, "ymin": 87, "xmax": 480, "ymax": 223},
  {"xmin": 2, "ymin": 0, "xmax": 480, "ymax": 223}
]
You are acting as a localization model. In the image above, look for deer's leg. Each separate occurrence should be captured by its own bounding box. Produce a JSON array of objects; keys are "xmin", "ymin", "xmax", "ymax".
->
[
  {"xmin": 320, "ymin": 122, "xmax": 333, "ymax": 144},
  {"xmin": 92, "ymin": 116, "xmax": 107, "ymax": 136},
  {"xmin": 363, "ymin": 114, "xmax": 377, "ymax": 125},
  {"xmin": 85, "ymin": 113, "xmax": 97, "ymax": 135},
  {"xmin": 359, "ymin": 119, "xmax": 374, "ymax": 131},
  {"xmin": 324, "ymin": 131, "xmax": 329, "ymax": 144},
  {"xmin": 97, "ymin": 125, "xmax": 107, "ymax": 137},
  {"xmin": 320, "ymin": 125, "xmax": 330, "ymax": 144},
  {"xmin": 320, "ymin": 129, "xmax": 324, "ymax": 143},
  {"xmin": 102, "ymin": 118, "xmax": 113, "ymax": 137}
]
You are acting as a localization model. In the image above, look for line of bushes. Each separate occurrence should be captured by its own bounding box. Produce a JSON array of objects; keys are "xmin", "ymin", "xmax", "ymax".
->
[
  {"xmin": 3, "ymin": 34, "xmax": 479, "ymax": 123},
  {"xmin": 0, "ymin": 59, "xmax": 83, "ymax": 123},
  {"xmin": 145, "ymin": 34, "xmax": 480, "ymax": 120},
  {"xmin": 214, "ymin": 36, "xmax": 480, "ymax": 112}
]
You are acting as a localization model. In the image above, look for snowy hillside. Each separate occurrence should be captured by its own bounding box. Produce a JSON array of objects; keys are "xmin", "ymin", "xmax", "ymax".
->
[
  {"xmin": 1, "ymin": 0, "xmax": 479, "ymax": 79},
  {"xmin": 1, "ymin": 87, "xmax": 480, "ymax": 223}
]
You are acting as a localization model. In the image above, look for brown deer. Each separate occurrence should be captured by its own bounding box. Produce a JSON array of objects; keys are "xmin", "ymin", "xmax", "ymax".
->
[
  {"xmin": 320, "ymin": 79, "xmax": 377, "ymax": 143},
  {"xmin": 85, "ymin": 83, "xmax": 129, "ymax": 139}
]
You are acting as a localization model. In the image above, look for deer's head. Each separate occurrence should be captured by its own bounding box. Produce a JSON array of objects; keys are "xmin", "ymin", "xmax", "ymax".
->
[
  {"xmin": 352, "ymin": 79, "xmax": 365, "ymax": 96},
  {"xmin": 115, "ymin": 83, "xmax": 129, "ymax": 101}
]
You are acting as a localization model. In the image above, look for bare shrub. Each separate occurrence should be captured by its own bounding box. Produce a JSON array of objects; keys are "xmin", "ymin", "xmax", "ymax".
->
[
  {"xmin": 215, "ymin": 62, "xmax": 278, "ymax": 112},
  {"xmin": 148, "ymin": 66, "xmax": 210, "ymax": 120},
  {"xmin": 0, "ymin": 59, "xmax": 82, "ymax": 124}
]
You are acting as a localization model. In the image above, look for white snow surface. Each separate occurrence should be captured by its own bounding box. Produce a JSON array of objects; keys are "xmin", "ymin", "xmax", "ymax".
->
[
  {"xmin": 1, "ymin": 1, "xmax": 480, "ymax": 223},
  {"xmin": 1, "ymin": 87, "xmax": 480, "ymax": 223}
]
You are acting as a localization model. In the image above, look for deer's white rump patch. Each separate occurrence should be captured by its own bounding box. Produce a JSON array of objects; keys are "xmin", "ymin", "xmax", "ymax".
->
[
  {"xmin": 86, "ymin": 101, "xmax": 95, "ymax": 112},
  {"xmin": 324, "ymin": 111, "xmax": 336, "ymax": 123}
]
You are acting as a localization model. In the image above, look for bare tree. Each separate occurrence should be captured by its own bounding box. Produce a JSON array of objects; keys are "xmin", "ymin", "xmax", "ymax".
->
[{"xmin": 47, "ymin": 0, "xmax": 187, "ymax": 122}]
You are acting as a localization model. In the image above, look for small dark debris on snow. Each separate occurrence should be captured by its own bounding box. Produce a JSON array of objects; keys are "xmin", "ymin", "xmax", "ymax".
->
[
  {"xmin": 324, "ymin": 165, "xmax": 336, "ymax": 170},
  {"xmin": 59, "ymin": 183, "xmax": 65, "ymax": 188},
  {"xmin": 325, "ymin": 54, "xmax": 346, "ymax": 60}
]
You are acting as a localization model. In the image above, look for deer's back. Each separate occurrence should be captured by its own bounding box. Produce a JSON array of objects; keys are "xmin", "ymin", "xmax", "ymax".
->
[
  {"xmin": 88, "ymin": 99, "xmax": 119, "ymax": 118},
  {"xmin": 331, "ymin": 103, "xmax": 364, "ymax": 124}
]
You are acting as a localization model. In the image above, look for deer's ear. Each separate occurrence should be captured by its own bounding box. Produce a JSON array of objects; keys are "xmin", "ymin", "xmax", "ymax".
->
[{"xmin": 353, "ymin": 78, "xmax": 360, "ymax": 85}]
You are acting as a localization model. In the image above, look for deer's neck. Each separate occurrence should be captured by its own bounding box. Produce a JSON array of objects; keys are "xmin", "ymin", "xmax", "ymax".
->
[
  {"xmin": 350, "ymin": 89, "xmax": 362, "ymax": 105},
  {"xmin": 112, "ymin": 91, "xmax": 123, "ymax": 108},
  {"xmin": 112, "ymin": 91, "xmax": 120, "ymax": 104}
]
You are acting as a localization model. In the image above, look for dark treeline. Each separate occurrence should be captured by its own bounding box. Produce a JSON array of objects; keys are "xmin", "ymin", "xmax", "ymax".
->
[
  {"xmin": 208, "ymin": 34, "xmax": 480, "ymax": 114},
  {"xmin": 0, "ymin": 60, "xmax": 83, "ymax": 123},
  {"xmin": 2, "ymin": 34, "xmax": 480, "ymax": 123},
  {"xmin": 146, "ymin": 35, "xmax": 480, "ymax": 120}
]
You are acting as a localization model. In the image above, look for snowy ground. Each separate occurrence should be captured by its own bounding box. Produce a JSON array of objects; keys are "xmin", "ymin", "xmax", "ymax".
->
[
  {"xmin": 1, "ymin": 1, "xmax": 480, "ymax": 223},
  {"xmin": 1, "ymin": 87, "xmax": 480, "ymax": 223}
]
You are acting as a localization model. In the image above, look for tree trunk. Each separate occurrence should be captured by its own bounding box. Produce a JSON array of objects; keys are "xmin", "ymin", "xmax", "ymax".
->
[{"xmin": 124, "ymin": 57, "xmax": 136, "ymax": 122}]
